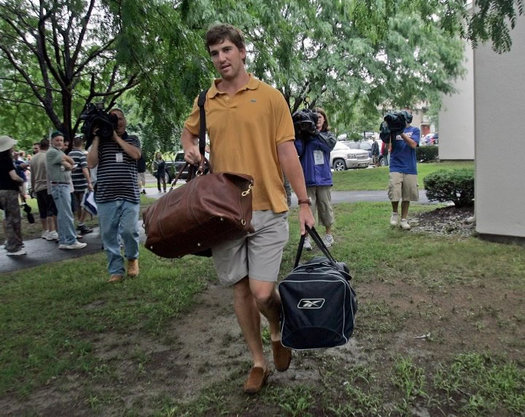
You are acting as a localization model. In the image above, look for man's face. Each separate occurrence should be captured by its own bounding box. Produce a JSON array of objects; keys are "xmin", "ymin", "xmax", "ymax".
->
[
  {"xmin": 110, "ymin": 110, "xmax": 127, "ymax": 136},
  {"xmin": 51, "ymin": 135, "xmax": 64, "ymax": 149},
  {"xmin": 32, "ymin": 144, "xmax": 40, "ymax": 154},
  {"xmin": 209, "ymin": 39, "xmax": 246, "ymax": 81}
]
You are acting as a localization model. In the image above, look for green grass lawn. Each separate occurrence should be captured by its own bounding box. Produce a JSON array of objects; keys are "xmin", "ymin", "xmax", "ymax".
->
[
  {"xmin": 332, "ymin": 161, "xmax": 474, "ymax": 191},
  {"xmin": 1, "ymin": 160, "xmax": 522, "ymax": 416}
]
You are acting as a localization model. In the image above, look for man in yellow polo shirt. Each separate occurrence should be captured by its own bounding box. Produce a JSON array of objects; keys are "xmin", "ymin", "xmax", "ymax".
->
[{"xmin": 182, "ymin": 23, "xmax": 315, "ymax": 394}]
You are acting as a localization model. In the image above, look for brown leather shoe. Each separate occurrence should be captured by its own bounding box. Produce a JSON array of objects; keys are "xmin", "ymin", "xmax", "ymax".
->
[
  {"xmin": 127, "ymin": 259, "xmax": 139, "ymax": 277},
  {"xmin": 108, "ymin": 274, "xmax": 123, "ymax": 283},
  {"xmin": 243, "ymin": 366, "xmax": 270, "ymax": 394},
  {"xmin": 272, "ymin": 340, "xmax": 292, "ymax": 372}
]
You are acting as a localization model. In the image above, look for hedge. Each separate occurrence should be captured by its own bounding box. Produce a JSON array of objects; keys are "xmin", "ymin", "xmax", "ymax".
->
[
  {"xmin": 416, "ymin": 146, "xmax": 439, "ymax": 162},
  {"xmin": 423, "ymin": 169, "xmax": 475, "ymax": 207}
]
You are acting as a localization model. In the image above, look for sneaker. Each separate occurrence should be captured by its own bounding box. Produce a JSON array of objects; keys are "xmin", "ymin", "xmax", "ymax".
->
[
  {"xmin": 78, "ymin": 225, "xmax": 93, "ymax": 235},
  {"xmin": 323, "ymin": 234, "xmax": 334, "ymax": 247},
  {"xmin": 390, "ymin": 212, "xmax": 399, "ymax": 226},
  {"xmin": 6, "ymin": 248, "xmax": 27, "ymax": 256},
  {"xmin": 46, "ymin": 231, "xmax": 59, "ymax": 241},
  {"xmin": 303, "ymin": 237, "xmax": 312, "ymax": 251},
  {"xmin": 59, "ymin": 240, "xmax": 87, "ymax": 250},
  {"xmin": 400, "ymin": 219, "xmax": 411, "ymax": 230},
  {"xmin": 41, "ymin": 230, "xmax": 50, "ymax": 239}
]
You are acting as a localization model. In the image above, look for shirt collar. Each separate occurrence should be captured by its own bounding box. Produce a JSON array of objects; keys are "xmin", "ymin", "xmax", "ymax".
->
[{"xmin": 208, "ymin": 73, "xmax": 260, "ymax": 98}]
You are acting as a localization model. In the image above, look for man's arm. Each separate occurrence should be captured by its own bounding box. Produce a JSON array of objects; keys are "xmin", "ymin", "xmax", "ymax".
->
[
  {"xmin": 181, "ymin": 127, "xmax": 201, "ymax": 165},
  {"xmin": 9, "ymin": 169, "xmax": 24, "ymax": 183},
  {"xmin": 87, "ymin": 137, "xmax": 99, "ymax": 169},
  {"xmin": 277, "ymin": 141, "xmax": 315, "ymax": 234},
  {"xmin": 400, "ymin": 132, "xmax": 417, "ymax": 149},
  {"xmin": 82, "ymin": 167, "xmax": 93, "ymax": 191},
  {"xmin": 112, "ymin": 131, "xmax": 141, "ymax": 160},
  {"xmin": 61, "ymin": 154, "xmax": 75, "ymax": 170}
]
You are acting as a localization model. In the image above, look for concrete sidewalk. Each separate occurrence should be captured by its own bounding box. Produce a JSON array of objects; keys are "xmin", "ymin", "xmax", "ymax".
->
[{"xmin": 0, "ymin": 187, "xmax": 431, "ymax": 274}]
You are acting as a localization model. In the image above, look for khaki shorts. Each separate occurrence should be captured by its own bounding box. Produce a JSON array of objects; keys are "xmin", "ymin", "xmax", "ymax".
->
[
  {"xmin": 388, "ymin": 172, "xmax": 419, "ymax": 202},
  {"xmin": 212, "ymin": 210, "xmax": 289, "ymax": 286}
]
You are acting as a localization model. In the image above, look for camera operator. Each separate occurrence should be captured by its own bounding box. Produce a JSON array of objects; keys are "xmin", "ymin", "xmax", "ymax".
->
[
  {"xmin": 87, "ymin": 108, "xmax": 142, "ymax": 282},
  {"xmin": 294, "ymin": 107, "xmax": 337, "ymax": 250},
  {"xmin": 387, "ymin": 110, "xmax": 420, "ymax": 230}
]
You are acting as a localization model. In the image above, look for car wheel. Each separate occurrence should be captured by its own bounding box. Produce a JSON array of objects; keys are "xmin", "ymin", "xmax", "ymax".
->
[{"xmin": 333, "ymin": 159, "xmax": 346, "ymax": 171}]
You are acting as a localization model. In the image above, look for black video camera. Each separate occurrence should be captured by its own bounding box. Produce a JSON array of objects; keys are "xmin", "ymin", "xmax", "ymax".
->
[
  {"xmin": 379, "ymin": 110, "xmax": 413, "ymax": 144},
  {"xmin": 80, "ymin": 103, "xmax": 118, "ymax": 149},
  {"xmin": 292, "ymin": 109, "xmax": 318, "ymax": 141}
]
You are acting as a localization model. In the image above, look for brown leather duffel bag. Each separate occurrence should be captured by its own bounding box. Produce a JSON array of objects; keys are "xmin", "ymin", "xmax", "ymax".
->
[{"xmin": 142, "ymin": 170, "xmax": 254, "ymax": 258}]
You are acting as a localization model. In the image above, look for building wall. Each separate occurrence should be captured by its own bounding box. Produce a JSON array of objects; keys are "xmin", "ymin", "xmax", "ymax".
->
[
  {"xmin": 474, "ymin": 15, "xmax": 525, "ymax": 239},
  {"xmin": 438, "ymin": 44, "xmax": 475, "ymax": 160}
]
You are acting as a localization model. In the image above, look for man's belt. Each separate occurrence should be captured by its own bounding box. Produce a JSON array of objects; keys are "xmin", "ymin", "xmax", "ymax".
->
[{"xmin": 51, "ymin": 182, "xmax": 70, "ymax": 185}]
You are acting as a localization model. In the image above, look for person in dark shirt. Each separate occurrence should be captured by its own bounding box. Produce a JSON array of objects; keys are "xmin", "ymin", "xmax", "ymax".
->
[
  {"xmin": 153, "ymin": 152, "xmax": 166, "ymax": 192},
  {"xmin": 0, "ymin": 135, "xmax": 26, "ymax": 256}
]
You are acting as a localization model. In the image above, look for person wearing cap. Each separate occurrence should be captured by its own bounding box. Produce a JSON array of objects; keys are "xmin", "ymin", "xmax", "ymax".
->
[
  {"xmin": 46, "ymin": 131, "xmax": 87, "ymax": 250},
  {"xmin": 388, "ymin": 111, "xmax": 421, "ymax": 230},
  {"xmin": 0, "ymin": 135, "xmax": 26, "ymax": 256}
]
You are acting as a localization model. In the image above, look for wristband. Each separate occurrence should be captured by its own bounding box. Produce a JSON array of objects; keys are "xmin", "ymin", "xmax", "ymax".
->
[{"xmin": 298, "ymin": 198, "xmax": 311, "ymax": 206}]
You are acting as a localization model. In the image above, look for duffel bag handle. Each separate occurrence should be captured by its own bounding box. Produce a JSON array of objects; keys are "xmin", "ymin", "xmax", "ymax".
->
[{"xmin": 295, "ymin": 226, "xmax": 338, "ymax": 268}]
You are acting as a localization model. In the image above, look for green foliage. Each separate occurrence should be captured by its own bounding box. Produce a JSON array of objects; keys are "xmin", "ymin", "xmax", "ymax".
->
[
  {"xmin": 468, "ymin": 0, "xmax": 524, "ymax": 53},
  {"xmin": 1, "ymin": 0, "xmax": 522, "ymax": 152},
  {"xmin": 416, "ymin": 145, "xmax": 439, "ymax": 162},
  {"xmin": 423, "ymin": 168, "xmax": 475, "ymax": 207}
]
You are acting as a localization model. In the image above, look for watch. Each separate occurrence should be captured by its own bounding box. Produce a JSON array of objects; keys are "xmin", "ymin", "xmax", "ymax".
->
[{"xmin": 298, "ymin": 198, "xmax": 311, "ymax": 206}]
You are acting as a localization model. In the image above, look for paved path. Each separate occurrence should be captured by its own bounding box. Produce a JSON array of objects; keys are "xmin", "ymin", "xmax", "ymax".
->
[{"xmin": 0, "ymin": 187, "xmax": 431, "ymax": 274}]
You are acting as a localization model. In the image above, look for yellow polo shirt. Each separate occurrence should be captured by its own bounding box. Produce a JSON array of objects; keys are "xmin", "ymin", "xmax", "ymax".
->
[{"xmin": 184, "ymin": 75, "xmax": 295, "ymax": 213}]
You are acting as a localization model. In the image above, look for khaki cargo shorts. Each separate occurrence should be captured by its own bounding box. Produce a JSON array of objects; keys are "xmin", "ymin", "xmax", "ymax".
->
[
  {"xmin": 388, "ymin": 172, "xmax": 419, "ymax": 202},
  {"xmin": 212, "ymin": 210, "xmax": 289, "ymax": 286}
]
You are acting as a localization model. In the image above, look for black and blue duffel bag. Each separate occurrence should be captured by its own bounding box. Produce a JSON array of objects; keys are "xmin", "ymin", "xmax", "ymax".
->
[{"xmin": 278, "ymin": 226, "xmax": 357, "ymax": 350}]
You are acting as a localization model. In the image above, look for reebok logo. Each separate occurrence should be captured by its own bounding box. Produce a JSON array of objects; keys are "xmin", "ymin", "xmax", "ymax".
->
[{"xmin": 297, "ymin": 298, "xmax": 325, "ymax": 309}]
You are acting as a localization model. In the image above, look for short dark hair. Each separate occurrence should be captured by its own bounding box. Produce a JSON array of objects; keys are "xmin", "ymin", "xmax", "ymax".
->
[
  {"xmin": 39, "ymin": 138, "xmax": 50, "ymax": 150},
  {"xmin": 51, "ymin": 130, "xmax": 63, "ymax": 139},
  {"xmin": 205, "ymin": 24, "xmax": 245, "ymax": 54}
]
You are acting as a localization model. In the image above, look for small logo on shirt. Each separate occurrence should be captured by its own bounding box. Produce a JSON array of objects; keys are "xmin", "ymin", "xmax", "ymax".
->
[{"xmin": 250, "ymin": 99, "xmax": 257, "ymax": 103}]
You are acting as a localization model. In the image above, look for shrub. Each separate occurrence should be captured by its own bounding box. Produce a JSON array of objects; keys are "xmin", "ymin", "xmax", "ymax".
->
[
  {"xmin": 423, "ymin": 169, "xmax": 474, "ymax": 207},
  {"xmin": 416, "ymin": 146, "xmax": 439, "ymax": 162}
]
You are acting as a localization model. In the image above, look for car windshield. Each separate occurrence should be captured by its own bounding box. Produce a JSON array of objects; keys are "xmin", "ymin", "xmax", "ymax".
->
[{"xmin": 175, "ymin": 152, "xmax": 185, "ymax": 161}]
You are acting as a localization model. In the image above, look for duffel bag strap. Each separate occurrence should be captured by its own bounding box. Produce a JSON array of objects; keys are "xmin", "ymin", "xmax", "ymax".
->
[
  {"xmin": 169, "ymin": 90, "xmax": 210, "ymax": 191},
  {"xmin": 294, "ymin": 226, "xmax": 338, "ymax": 268}
]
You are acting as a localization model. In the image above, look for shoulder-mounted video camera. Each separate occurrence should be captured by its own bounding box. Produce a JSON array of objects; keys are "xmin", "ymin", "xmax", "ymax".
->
[
  {"xmin": 292, "ymin": 109, "xmax": 318, "ymax": 141},
  {"xmin": 379, "ymin": 110, "xmax": 413, "ymax": 144},
  {"xmin": 80, "ymin": 103, "xmax": 118, "ymax": 149}
]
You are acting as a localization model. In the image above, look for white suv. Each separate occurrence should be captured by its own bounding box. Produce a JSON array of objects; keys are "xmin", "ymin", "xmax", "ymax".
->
[{"xmin": 330, "ymin": 141, "xmax": 372, "ymax": 170}]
